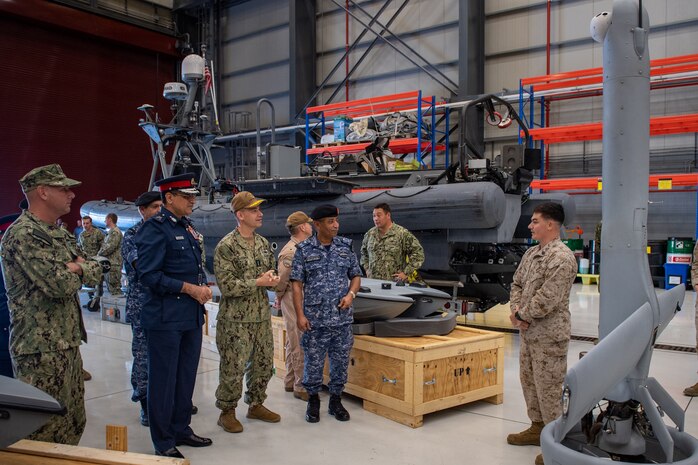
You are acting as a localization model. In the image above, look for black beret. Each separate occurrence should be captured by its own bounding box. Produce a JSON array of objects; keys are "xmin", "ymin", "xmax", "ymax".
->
[
  {"xmin": 311, "ymin": 204, "xmax": 339, "ymax": 220},
  {"xmin": 134, "ymin": 191, "xmax": 162, "ymax": 207}
]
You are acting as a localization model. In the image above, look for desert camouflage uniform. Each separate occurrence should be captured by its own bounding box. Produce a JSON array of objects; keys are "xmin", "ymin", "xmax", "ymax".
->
[
  {"xmin": 121, "ymin": 220, "xmax": 148, "ymax": 402},
  {"xmin": 213, "ymin": 229, "xmax": 276, "ymax": 410},
  {"xmin": 290, "ymin": 235, "xmax": 362, "ymax": 396},
  {"xmin": 99, "ymin": 226, "xmax": 123, "ymax": 295},
  {"xmin": 275, "ymin": 238, "xmax": 306, "ymax": 393},
  {"xmin": 78, "ymin": 227, "xmax": 105, "ymax": 257},
  {"xmin": 510, "ymin": 237, "xmax": 576, "ymax": 425},
  {"xmin": 0, "ymin": 210, "xmax": 102, "ymax": 444},
  {"xmin": 360, "ymin": 223, "xmax": 424, "ymax": 280}
]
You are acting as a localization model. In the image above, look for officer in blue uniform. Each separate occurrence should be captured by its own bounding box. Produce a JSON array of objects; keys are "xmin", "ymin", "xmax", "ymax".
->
[
  {"xmin": 136, "ymin": 174, "xmax": 213, "ymax": 458},
  {"xmin": 290, "ymin": 204, "xmax": 361, "ymax": 423},
  {"xmin": 121, "ymin": 190, "xmax": 162, "ymax": 426},
  {"xmin": 0, "ymin": 213, "xmax": 21, "ymax": 378}
]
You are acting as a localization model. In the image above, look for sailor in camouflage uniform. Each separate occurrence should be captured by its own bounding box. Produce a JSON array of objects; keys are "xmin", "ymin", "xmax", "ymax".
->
[
  {"xmin": 79, "ymin": 215, "xmax": 106, "ymax": 303},
  {"xmin": 0, "ymin": 164, "xmax": 102, "ymax": 445},
  {"xmin": 78, "ymin": 216, "xmax": 105, "ymax": 257},
  {"xmin": 506, "ymin": 202, "xmax": 576, "ymax": 465},
  {"xmin": 121, "ymin": 191, "xmax": 162, "ymax": 426},
  {"xmin": 0, "ymin": 213, "xmax": 20, "ymax": 378},
  {"xmin": 214, "ymin": 191, "xmax": 281, "ymax": 433},
  {"xmin": 360, "ymin": 202, "xmax": 424, "ymax": 281},
  {"xmin": 98, "ymin": 212, "xmax": 123, "ymax": 295},
  {"xmin": 684, "ymin": 242, "xmax": 698, "ymax": 396},
  {"xmin": 291, "ymin": 204, "xmax": 362, "ymax": 423}
]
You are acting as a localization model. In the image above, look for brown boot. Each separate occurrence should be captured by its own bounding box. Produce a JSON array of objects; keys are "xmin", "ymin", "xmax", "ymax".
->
[
  {"xmin": 535, "ymin": 453, "xmax": 544, "ymax": 465},
  {"xmin": 217, "ymin": 409, "xmax": 243, "ymax": 433},
  {"xmin": 684, "ymin": 382, "xmax": 698, "ymax": 397},
  {"xmin": 83, "ymin": 369, "xmax": 92, "ymax": 381},
  {"xmin": 247, "ymin": 404, "xmax": 281, "ymax": 423},
  {"xmin": 293, "ymin": 390, "xmax": 309, "ymax": 401},
  {"xmin": 507, "ymin": 421, "xmax": 544, "ymax": 446}
]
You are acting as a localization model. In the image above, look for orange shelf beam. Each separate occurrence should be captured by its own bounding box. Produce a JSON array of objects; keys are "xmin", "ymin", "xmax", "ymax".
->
[
  {"xmin": 523, "ymin": 113, "xmax": 698, "ymax": 144},
  {"xmin": 531, "ymin": 173, "xmax": 698, "ymax": 191},
  {"xmin": 520, "ymin": 53, "xmax": 698, "ymax": 92},
  {"xmin": 307, "ymin": 138, "xmax": 445, "ymax": 156}
]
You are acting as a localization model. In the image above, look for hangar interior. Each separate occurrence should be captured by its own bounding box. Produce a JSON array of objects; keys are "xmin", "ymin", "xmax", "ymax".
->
[{"xmin": 2, "ymin": 0, "xmax": 698, "ymax": 464}]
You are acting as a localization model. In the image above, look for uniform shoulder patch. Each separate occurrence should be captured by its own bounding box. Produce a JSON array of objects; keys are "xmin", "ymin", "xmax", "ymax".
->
[{"xmin": 30, "ymin": 227, "xmax": 53, "ymax": 245}]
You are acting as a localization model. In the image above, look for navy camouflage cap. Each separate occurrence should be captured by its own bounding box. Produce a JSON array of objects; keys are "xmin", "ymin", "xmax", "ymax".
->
[{"xmin": 19, "ymin": 164, "xmax": 81, "ymax": 193}]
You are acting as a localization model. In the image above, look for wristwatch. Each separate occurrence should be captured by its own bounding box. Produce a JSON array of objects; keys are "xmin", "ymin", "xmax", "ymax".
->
[{"xmin": 348, "ymin": 290, "xmax": 356, "ymax": 299}]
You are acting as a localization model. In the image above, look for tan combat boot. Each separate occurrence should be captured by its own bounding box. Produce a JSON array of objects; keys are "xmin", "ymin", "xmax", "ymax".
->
[
  {"xmin": 535, "ymin": 453, "xmax": 544, "ymax": 465},
  {"xmin": 218, "ymin": 409, "xmax": 243, "ymax": 433},
  {"xmin": 684, "ymin": 382, "xmax": 698, "ymax": 397},
  {"xmin": 507, "ymin": 421, "xmax": 544, "ymax": 446},
  {"xmin": 293, "ymin": 390, "xmax": 309, "ymax": 401},
  {"xmin": 247, "ymin": 404, "xmax": 281, "ymax": 423}
]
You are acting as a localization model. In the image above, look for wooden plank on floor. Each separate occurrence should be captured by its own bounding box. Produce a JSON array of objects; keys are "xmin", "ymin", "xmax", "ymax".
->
[{"xmin": 3, "ymin": 439, "xmax": 188, "ymax": 465}]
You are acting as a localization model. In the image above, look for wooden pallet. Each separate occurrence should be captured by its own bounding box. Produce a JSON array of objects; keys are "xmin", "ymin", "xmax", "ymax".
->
[{"xmin": 577, "ymin": 273, "xmax": 600, "ymax": 285}]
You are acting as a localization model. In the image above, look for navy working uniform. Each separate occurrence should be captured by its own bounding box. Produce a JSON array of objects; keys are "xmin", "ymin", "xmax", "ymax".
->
[
  {"xmin": 122, "ymin": 219, "xmax": 148, "ymax": 402},
  {"xmin": 0, "ymin": 213, "xmax": 20, "ymax": 378},
  {"xmin": 290, "ymin": 234, "xmax": 361, "ymax": 396},
  {"xmin": 121, "ymin": 190, "xmax": 162, "ymax": 422},
  {"xmin": 136, "ymin": 176, "xmax": 207, "ymax": 455}
]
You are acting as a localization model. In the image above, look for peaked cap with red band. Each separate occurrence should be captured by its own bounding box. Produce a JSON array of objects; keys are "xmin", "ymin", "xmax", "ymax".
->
[{"xmin": 154, "ymin": 173, "xmax": 200, "ymax": 195}]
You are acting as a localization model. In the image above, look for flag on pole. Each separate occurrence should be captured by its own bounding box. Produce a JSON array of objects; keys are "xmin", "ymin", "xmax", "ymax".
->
[{"xmin": 204, "ymin": 64, "xmax": 213, "ymax": 95}]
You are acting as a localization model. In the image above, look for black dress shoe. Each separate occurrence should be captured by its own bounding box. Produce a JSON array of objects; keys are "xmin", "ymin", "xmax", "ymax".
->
[
  {"xmin": 155, "ymin": 447, "xmax": 184, "ymax": 458},
  {"xmin": 191, "ymin": 405, "xmax": 198, "ymax": 415},
  {"xmin": 176, "ymin": 433, "xmax": 213, "ymax": 448}
]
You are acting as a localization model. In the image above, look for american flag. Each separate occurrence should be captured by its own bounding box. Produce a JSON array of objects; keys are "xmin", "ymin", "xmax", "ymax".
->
[{"xmin": 204, "ymin": 64, "xmax": 212, "ymax": 95}]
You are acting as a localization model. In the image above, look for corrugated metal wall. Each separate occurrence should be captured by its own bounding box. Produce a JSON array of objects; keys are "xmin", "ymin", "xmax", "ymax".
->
[
  {"xmin": 484, "ymin": 0, "xmax": 698, "ymax": 179},
  {"xmin": 220, "ymin": 0, "xmax": 291, "ymax": 129},
  {"xmin": 316, "ymin": 0, "xmax": 459, "ymax": 104},
  {"xmin": 0, "ymin": 12, "xmax": 176, "ymax": 223}
]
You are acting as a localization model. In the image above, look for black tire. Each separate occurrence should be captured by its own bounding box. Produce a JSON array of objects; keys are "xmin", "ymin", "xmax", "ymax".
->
[{"xmin": 87, "ymin": 298, "xmax": 100, "ymax": 312}]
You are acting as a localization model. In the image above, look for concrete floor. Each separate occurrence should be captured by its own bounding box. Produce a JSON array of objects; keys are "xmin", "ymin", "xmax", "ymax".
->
[{"xmin": 78, "ymin": 283, "xmax": 698, "ymax": 464}]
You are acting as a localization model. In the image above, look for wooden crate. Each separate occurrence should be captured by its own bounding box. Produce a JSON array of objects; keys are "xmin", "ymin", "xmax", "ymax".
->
[
  {"xmin": 270, "ymin": 316, "xmax": 504, "ymax": 428},
  {"xmin": 271, "ymin": 316, "xmax": 288, "ymax": 379}
]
